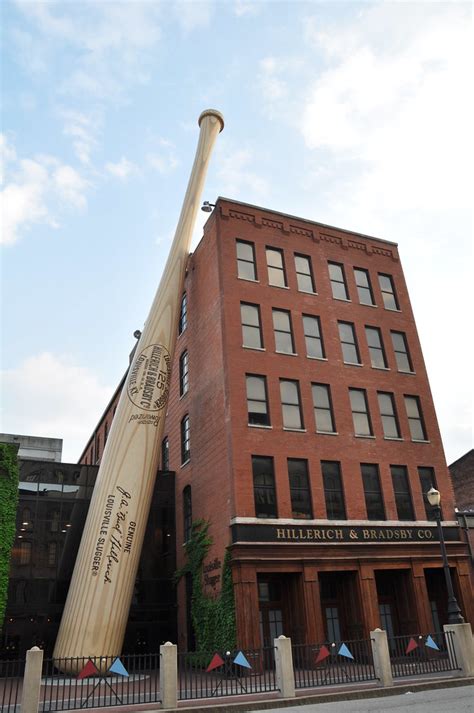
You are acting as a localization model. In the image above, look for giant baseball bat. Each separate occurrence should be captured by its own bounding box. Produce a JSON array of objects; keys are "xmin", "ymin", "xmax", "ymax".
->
[{"xmin": 54, "ymin": 110, "xmax": 224, "ymax": 667}]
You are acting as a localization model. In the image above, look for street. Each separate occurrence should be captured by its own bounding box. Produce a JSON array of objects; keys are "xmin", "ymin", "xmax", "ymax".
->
[{"xmin": 248, "ymin": 685, "xmax": 473, "ymax": 713}]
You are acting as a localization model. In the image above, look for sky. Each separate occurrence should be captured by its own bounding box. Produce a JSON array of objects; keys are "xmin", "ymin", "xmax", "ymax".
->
[{"xmin": 1, "ymin": 0, "xmax": 472, "ymax": 465}]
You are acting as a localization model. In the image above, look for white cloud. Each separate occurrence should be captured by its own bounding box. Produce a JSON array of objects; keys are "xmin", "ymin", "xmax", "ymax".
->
[
  {"xmin": 215, "ymin": 143, "xmax": 268, "ymax": 199},
  {"xmin": 1, "ymin": 352, "xmax": 114, "ymax": 463},
  {"xmin": 105, "ymin": 157, "xmax": 138, "ymax": 181},
  {"xmin": 60, "ymin": 109, "xmax": 102, "ymax": 165},
  {"xmin": 234, "ymin": 1, "xmax": 261, "ymax": 18},
  {"xmin": 0, "ymin": 135, "xmax": 90, "ymax": 245},
  {"xmin": 147, "ymin": 139, "xmax": 179, "ymax": 174},
  {"xmin": 172, "ymin": 0, "xmax": 214, "ymax": 33}
]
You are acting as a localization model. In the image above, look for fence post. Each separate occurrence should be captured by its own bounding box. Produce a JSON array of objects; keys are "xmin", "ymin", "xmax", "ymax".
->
[
  {"xmin": 20, "ymin": 646, "xmax": 44, "ymax": 713},
  {"xmin": 443, "ymin": 623, "xmax": 474, "ymax": 677},
  {"xmin": 370, "ymin": 628, "xmax": 393, "ymax": 687},
  {"xmin": 274, "ymin": 635, "xmax": 295, "ymax": 698},
  {"xmin": 160, "ymin": 641, "xmax": 178, "ymax": 708}
]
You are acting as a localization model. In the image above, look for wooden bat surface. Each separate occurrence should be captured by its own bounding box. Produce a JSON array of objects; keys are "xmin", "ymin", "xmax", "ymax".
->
[{"xmin": 53, "ymin": 110, "xmax": 224, "ymax": 668}]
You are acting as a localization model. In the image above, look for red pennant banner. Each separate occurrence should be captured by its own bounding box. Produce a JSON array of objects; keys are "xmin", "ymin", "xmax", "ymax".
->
[
  {"xmin": 315, "ymin": 645, "xmax": 331, "ymax": 664},
  {"xmin": 405, "ymin": 638, "xmax": 418, "ymax": 654},
  {"xmin": 206, "ymin": 653, "xmax": 225, "ymax": 672},
  {"xmin": 77, "ymin": 659, "xmax": 100, "ymax": 679}
]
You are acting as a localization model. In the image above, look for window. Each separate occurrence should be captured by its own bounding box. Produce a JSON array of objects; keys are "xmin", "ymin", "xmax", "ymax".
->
[
  {"xmin": 19, "ymin": 541, "xmax": 32, "ymax": 565},
  {"xmin": 272, "ymin": 309, "xmax": 295, "ymax": 353},
  {"xmin": 90, "ymin": 446, "xmax": 94, "ymax": 464},
  {"xmin": 349, "ymin": 388, "xmax": 373, "ymax": 436},
  {"xmin": 253, "ymin": 456, "xmax": 277, "ymax": 518},
  {"xmin": 181, "ymin": 415, "xmax": 190, "ymax": 464},
  {"xmin": 179, "ymin": 350, "xmax": 189, "ymax": 396},
  {"xmin": 104, "ymin": 422, "xmax": 108, "ymax": 444},
  {"xmin": 354, "ymin": 268, "xmax": 375, "ymax": 306},
  {"xmin": 312, "ymin": 383, "xmax": 336, "ymax": 433},
  {"xmin": 183, "ymin": 486, "xmax": 192, "ymax": 542},
  {"xmin": 246, "ymin": 375, "xmax": 270, "ymax": 426},
  {"xmin": 378, "ymin": 392, "xmax": 401, "ymax": 439},
  {"xmin": 338, "ymin": 322, "xmax": 361, "ymax": 364},
  {"xmin": 361, "ymin": 464, "xmax": 385, "ymax": 520},
  {"xmin": 322, "ymin": 461, "xmax": 346, "ymax": 519},
  {"xmin": 50, "ymin": 510, "xmax": 60, "ymax": 532},
  {"xmin": 391, "ymin": 465, "xmax": 415, "ymax": 520},
  {"xmin": 365, "ymin": 326, "xmax": 388, "ymax": 368},
  {"xmin": 236, "ymin": 240, "xmax": 257, "ymax": 280},
  {"xmin": 294, "ymin": 254, "xmax": 315, "ymax": 293},
  {"xmin": 404, "ymin": 396, "xmax": 427, "ymax": 441},
  {"xmin": 418, "ymin": 467, "xmax": 440, "ymax": 520},
  {"xmin": 303, "ymin": 316, "xmax": 324, "ymax": 360},
  {"xmin": 96, "ymin": 436, "xmax": 100, "ymax": 461},
  {"xmin": 178, "ymin": 292, "xmax": 187, "ymax": 334},
  {"xmin": 266, "ymin": 247, "xmax": 287, "ymax": 287},
  {"xmin": 378, "ymin": 274, "xmax": 399, "ymax": 310},
  {"xmin": 280, "ymin": 379, "xmax": 304, "ymax": 429},
  {"xmin": 161, "ymin": 437, "xmax": 169, "ymax": 471},
  {"xmin": 391, "ymin": 331, "xmax": 413, "ymax": 372},
  {"xmin": 328, "ymin": 262, "xmax": 349, "ymax": 300},
  {"xmin": 288, "ymin": 459, "xmax": 312, "ymax": 519},
  {"xmin": 48, "ymin": 541, "xmax": 57, "ymax": 567},
  {"xmin": 241, "ymin": 303, "xmax": 263, "ymax": 349}
]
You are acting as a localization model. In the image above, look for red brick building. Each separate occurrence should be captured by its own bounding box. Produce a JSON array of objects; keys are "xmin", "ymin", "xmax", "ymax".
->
[{"xmin": 80, "ymin": 197, "xmax": 473, "ymax": 650}]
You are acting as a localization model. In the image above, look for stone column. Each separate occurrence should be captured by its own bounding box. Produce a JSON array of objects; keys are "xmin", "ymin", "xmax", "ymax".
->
[
  {"xmin": 21, "ymin": 646, "xmax": 44, "ymax": 713},
  {"xmin": 443, "ymin": 623, "xmax": 474, "ymax": 677},
  {"xmin": 370, "ymin": 628, "xmax": 393, "ymax": 687},
  {"xmin": 274, "ymin": 635, "xmax": 295, "ymax": 698},
  {"xmin": 359, "ymin": 566, "xmax": 380, "ymax": 633},
  {"xmin": 411, "ymin": 563, "xmax": 432, "ymax": 633},
  {"xmin": 160, "ymin": 641, "xmax": 178, "ymax": 709},
  {"xmin": 232, "ymin": 564, "xmax": 260, "ymax": 649},
  {"xmin": 302, "ymin": 566, "xmax": 325, "ymax": 644}
]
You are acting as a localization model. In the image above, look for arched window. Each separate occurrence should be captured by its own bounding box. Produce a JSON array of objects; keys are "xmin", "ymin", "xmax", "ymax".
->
[
  {"xmin": 183, "ymin": 486, "xmax": 192, "ymax": 542},
  {"xmin": 178, "ymin": 293, "xmax": 188, "ymax": 335},
  {"xmin": 181, "ymin": 415, "xmax": 190, "ymax": 464}
]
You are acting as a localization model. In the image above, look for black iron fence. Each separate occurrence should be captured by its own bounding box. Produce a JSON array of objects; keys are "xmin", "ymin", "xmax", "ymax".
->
[
  {"xmin": 292, "ymin": 638, "xmax": 377, "ymax": 688},
  {"xmin": 0, "ymin": 659, "xmax": 24, "ymax": 713},
  {"xmin": 388, "ymin": 631, "xmax": 460, "ymax": 678},
  {"xmin": 39, "ymin": 653, "xmax": 160, "ymax": 711},
  {"xmin": 178, "ymin": 647, "xmax": 277, "ymax": 700}
]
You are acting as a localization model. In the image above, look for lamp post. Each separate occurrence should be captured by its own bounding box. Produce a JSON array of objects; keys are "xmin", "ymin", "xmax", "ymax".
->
[{"xmin": 426, "ymin": 487, "xmax": 464, "ymax": 624}]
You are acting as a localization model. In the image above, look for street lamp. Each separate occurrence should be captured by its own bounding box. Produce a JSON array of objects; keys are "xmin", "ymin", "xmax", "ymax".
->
[{"xmin": 426, "ymin": 487, "xmax": 464, "ymax": 624}]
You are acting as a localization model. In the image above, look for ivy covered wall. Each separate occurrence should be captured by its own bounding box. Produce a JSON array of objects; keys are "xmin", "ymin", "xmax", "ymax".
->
[
  {"xmin": 175, "ymin": 520, "xmax": 236, "ymax": 653},
  {"xmin": 0, "ymin": 443, "xmax": 19, "ymax": 629}
]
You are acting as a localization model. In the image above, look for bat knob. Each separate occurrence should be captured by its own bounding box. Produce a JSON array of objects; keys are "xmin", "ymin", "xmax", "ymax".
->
[{"xmin": 198, "ymin": 109, "xmax": 224, "ymax": 132}]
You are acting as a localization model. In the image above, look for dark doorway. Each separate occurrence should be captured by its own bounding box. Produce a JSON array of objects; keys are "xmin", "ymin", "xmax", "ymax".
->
[
  {"xmin": 424, "ymin": 567, "xmax": 463, "ymax": 633},
  {"xmin": 375, "ymin": 570, "xmax": 417, "ymax": 636},
  {"xmin": 257, "ymin": 574, "xmax": 303, "ymax": 647},
  {"xmin": 319, "ymin": 571, "xmax": 363, "ymax": 641}
]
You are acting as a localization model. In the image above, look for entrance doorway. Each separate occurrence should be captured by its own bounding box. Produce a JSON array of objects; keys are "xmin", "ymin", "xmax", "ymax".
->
[
  {"xmin": 319, "ymin": 571, "xmax": 363, "ymax": 641},
  {"xmin": 375, "ymin": 570, "xmax": 417, "ymax": 635},
  {"xmin": 257, "ymin": 574, "xmax": 303, "ymax": 647},
  {"xmin": 424, "ymin": 567, "xmax": 463, "ymax": 633}
]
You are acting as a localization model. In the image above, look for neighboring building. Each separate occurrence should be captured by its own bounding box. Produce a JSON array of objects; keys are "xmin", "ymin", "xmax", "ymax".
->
[
  {"xmin": 450, "ymin": 449, "xmax": 474, "ymax": 510},
  {"xmin": 2, "ymin": 457, "xmax": 176, "ymax": 658},
  {"xmin": 80, "ymin": 197, "xmax": 473, "ymax": 651},
  {"xmin": 0, "ymin": 434, "xmax": 62, "ymax": 462}
]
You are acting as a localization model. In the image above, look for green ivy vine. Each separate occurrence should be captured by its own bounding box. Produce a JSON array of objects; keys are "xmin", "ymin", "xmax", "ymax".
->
[
  {"xmin": 0, "ymin": 444, "xmax": 19, "ymax": 629},
  {"xmin": 175, "ymin": 519, "xmax": 236, "ymax": 653}
]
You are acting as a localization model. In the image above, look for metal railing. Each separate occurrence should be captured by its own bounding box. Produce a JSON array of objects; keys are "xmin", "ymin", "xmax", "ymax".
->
[
  {"xmin": 388, "ymin": 631, "xmax": 460, "ymax": 678},
  {"xmin": 0, "ymin": 659, "xmax": 24, "ymax": 713},
  {"xmin": 178, "ymin": 647, "xmax": 277, "ymax": 700},
  {"xmin": 292, "ymin": 638, "xmax": 377, "ymax": 688},
  {"xmin": 40, "ymin": 653, "xmax": 160, "ymax": 711}
]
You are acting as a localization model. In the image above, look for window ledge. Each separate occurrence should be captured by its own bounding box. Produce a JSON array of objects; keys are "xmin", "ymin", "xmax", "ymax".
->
[
  {"xmin": 298, "ymin": 289, "xmax": 318, "ymax": 296},
  {"xmin": 344, "ymin": 361, "xmax": 363, "ymax": 367},
  {"xmin": 359, "ymin": 302, "xmax": 377, "ymax": 308},
  {"xmin": 179, "ymin": 391, "xmax": 188, "ymax": 401},
  {"xmin": 275, "ymin": 350, "xmax": 298, "ymax": 357},
  {"xmin": 398, "ymin": 370, "xmax": 416, "ymax": 375},
  {"xmin": 316, "ymin": 430, "xmax": 339, "ymax": 436},
  {"xmin": 180, "ymin": 459, "xmax": 190, "ymax": 468},
  {"xmin": 237, "ymin": 277, "xmax": 260, "ymax": 283},
  {"xmin": 355, "ymin": 434, "xmax": 376, "ymax": 439},
  {"xmin": 373, "ymin": 366, "xmax": 390, "ymax": 371},
  {"xmin": 333, "ymin": 297, "xmax": 351, "ymax": 303},
  {"xmin": 384, "ymin": 437, "xmax": 403, "ymax": 441},
  {"xmin": 283, "ymin": 428, "xmax": 307, "ymax": 433},
  {"xmin": 384, "ymin": 307, "xmax": 402, "ymax": 313},
  {"xmin": 411, "ymin": 439, "xmax": 430, "ymax": 444},
  {"xmin": 242, "ymin": 345, "xmax": 266, "ymax": 351},
  {"xmin": 268, "ymin": 284, "xmax": 290, "ymax": 290},
  {"xmin": 307, "ymin": 356, "xmax": 328, "ymax": 361},
  {"xmin": 248, "ymin": 424, "xmax": 273, "ymax": 430}
]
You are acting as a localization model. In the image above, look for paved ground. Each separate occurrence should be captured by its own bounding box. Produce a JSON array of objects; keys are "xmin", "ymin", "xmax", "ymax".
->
[{"xmin": 249, "ymin": 684, "xmax": 473, "ymax": 713}]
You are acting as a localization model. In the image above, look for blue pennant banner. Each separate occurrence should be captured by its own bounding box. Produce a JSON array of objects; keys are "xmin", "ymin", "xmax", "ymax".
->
[
  {"xmin": 425, "ymin": 635, "xmax": 440, "ymax": 651},
  {"xmin": 338, "ymin": 643, "xmax": 354, "ymax": 660},
  {"xmin": 108, "ymin": 658, "xmax": 129, "ymax": 677},
  {"xmin": 233, "ymin": 651, "xmax": 252, "ymax": 669}
]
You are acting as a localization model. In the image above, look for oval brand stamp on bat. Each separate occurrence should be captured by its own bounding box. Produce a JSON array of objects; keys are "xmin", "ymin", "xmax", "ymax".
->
[{"xmin": 127, "ymin": 344, "xmax": 171, "ymax": 411}]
